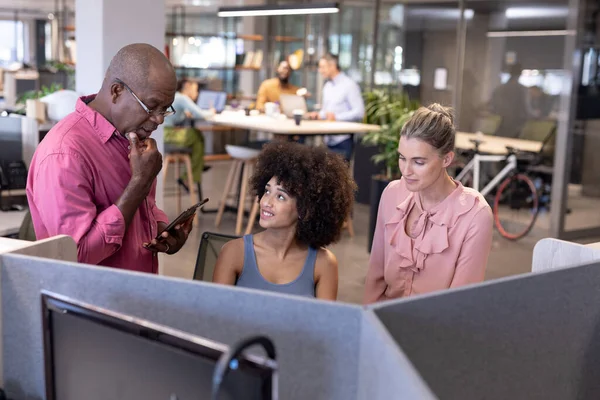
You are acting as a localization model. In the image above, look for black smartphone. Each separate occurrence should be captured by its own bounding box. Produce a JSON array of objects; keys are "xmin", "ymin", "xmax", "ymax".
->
[{"xmin": 155, "ymin": 198, "xmax": 209, "ymax": 240}]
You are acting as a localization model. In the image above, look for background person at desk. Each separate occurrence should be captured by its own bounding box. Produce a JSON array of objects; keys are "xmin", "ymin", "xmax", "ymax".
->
[
  {"xmin": 163, "ymin": 77, "xmax": 215, "ymax": 195},
  {"xmin": 26, "ymin": 43, "xmax": 193, "ymax": 273},
  {"xmin": 307, "ymin": 53, "xmax": 365, "ymax": 162},
  {"xmin": 255, "ymin": 60, "xmax": 301, "ymax": 112}
]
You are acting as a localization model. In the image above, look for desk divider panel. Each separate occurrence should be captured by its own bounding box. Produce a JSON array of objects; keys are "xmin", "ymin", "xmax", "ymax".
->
[
  {"xmin": 357, "ymin": 311, "xmax": 437, "ymax": 399},
  {"xmin": 0, "ymin": 253, "xmax": 364, "ymax": 400},
  {"xmin": 370, "ymin": 260, "xmax": 600, "ymax": 400}
]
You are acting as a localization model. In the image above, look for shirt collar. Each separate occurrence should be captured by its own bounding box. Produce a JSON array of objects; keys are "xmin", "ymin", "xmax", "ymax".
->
[
  {"xmin": 330, "ymin": 72, "xmax": 345, "ymax": 85},
  {"xmin": 75, "ymin": 94, "xmax": 119, "ymax": 144},
  {"xmin": 394, "ymin": 179, "xmax": 476, "ymax": 228}
]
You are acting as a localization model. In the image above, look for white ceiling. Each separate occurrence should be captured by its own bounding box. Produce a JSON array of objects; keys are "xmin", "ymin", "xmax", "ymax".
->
[
  {"xmin": 0, "ymin": 0, "xmax": 249, "ymax": 14},
  {"xmin": 0, "ymin": 0, "xmax": 568, "ymax": 16}
]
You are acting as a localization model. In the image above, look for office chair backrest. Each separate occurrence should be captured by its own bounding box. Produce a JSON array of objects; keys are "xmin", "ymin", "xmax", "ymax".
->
[
  {"xmin": 472, "ymin": 114, "xmax": 502, "ymax": 136},
  {"xmin": 193, "ymin": 232, "xmax": 239, "ymax": 282},
  {"xmin": 520, "ymin": 119, "xmax": 557, "ymax": 162},
  {"xmin": 520, "ymin": 119, "xmax": 556, "ymax": 142},
  {"xmin": 18, "ymin": 209, "xmax": 36, "ymax": 242}
]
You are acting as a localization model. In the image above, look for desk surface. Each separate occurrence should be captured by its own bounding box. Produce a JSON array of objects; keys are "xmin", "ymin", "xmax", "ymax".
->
[
  {"xmin": 210, "ymin": 112, "xmax": 380, "ymax": 135},
  {"xmin": 456, "ymin": 132, "xmax": 543, "ymax": 154},
  {"xmin": 0, "ymin": 237, "xmax": 30, "ymax": 253},
  {"xmin": 0, "ymin": 210, "xmax": 27, "ymax": 237}
]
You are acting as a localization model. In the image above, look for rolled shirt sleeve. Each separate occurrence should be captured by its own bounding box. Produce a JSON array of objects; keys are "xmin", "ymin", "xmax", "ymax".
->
[{"xmin": 31, "ymin": 151, "xmax": 126, "ymax": 265}]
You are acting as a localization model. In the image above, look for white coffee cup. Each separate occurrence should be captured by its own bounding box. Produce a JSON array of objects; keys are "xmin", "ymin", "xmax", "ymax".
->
[{"xmin": 265, "ymin": 102, "xmax": 278, "ymax": 117}]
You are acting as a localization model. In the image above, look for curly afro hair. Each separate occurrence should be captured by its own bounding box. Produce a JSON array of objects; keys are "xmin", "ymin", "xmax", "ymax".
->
[{"xmin": 250, "ymin": 141, "xmax": 357, "ymax": 249}]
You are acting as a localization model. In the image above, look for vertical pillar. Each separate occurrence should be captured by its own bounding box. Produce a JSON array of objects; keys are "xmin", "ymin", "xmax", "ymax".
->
[
  {"xmin": 550, "ymin": 0, "xmax": 583, "ymax": 238},
  {"xmin": 75, "ymin": 0, "xmax": 166, "ymax": 208}
]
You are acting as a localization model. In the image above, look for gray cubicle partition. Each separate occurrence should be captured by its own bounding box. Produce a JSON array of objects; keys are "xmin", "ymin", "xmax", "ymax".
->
[
  {"xmin": 0, "ymin": 253, "xmax": 415, "ymax": 400},
  {"xmin": 370, "ymin": 259, "xmax": 600, "ymax": 400},
  {"xmin": 357, "ymin": 312, "xmax": 436, "ymax": 399}
]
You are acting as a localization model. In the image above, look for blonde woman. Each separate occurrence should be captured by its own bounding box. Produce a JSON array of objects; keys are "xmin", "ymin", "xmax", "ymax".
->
[{"xmin": 364, "ymin": 104, "xmax": 493, "ymax": 303}]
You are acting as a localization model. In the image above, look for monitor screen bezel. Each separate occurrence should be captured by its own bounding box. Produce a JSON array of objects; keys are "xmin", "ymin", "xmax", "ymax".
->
[{"xmin": 41, "ymin": 290, "xmax": 276, "ymax": 400}]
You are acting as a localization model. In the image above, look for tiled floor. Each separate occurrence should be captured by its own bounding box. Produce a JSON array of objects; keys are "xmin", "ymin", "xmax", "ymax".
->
[{"xmin": 161, "ymin": 160, "xmax": 600, "ymax": 304}]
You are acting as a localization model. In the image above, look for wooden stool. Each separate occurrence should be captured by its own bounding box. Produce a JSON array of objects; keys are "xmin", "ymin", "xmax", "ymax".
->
[
  {"xmin": 162, "ymin": 145, "xmax": 199, "ymax": 226},
  {"xmin": 215, "ymin": 145, "xmax": 261, "ymax": 235}
]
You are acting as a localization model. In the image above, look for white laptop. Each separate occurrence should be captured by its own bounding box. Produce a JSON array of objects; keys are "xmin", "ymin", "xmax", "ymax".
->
[{"xmin": 279, "ymin": 94, "xmax": 308, "ymax": 118}]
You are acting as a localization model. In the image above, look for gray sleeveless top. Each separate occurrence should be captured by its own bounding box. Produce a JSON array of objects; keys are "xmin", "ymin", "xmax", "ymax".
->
[{"xmin": 236, "ymin": 234, "xmax": 317, "ymax": 298}]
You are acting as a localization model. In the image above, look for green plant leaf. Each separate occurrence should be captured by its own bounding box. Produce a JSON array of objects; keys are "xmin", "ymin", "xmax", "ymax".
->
[{"xmin": 361, "ymin": 88, "xmax": 420, "ymax": 178}]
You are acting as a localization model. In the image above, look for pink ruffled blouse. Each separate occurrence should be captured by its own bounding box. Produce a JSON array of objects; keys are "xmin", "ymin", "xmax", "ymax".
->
[{"xmin": 364, "ymin": 178, "xmax": 493, "ymax": 303}]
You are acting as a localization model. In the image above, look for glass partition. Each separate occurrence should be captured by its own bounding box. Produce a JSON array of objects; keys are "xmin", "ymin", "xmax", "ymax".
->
[
  {"xmin": 457, "ymin": 0, "xmax": 592, "ymax": 240},
  {"xmin": 401, "ymin": 2, "xmax": 461, "ymax": 106}
]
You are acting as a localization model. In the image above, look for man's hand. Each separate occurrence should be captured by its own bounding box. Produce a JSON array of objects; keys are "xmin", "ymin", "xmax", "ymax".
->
[
  {"xmin": 325, "ymin": 112, "xmax": 336, "ymax": 121},
  {"xmin": 143, "ymin": 216, "xmax": 194, "ymax": 255},
  {"xmin": 306, "ymin": 111, "xmax": 320, "ymax": 120},
  {"xmin": 128, "ymin": 133, "xmax": 163, "ymax": 190},
  {"xmin": 115, "ymin": 134, "xmax": 164, "ymax": 228}
]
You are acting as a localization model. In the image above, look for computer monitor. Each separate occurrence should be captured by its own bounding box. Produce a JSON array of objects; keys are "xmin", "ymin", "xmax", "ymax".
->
[
  {"xmin": 41, "ymin": 291, "xmax": 277, "ymax": 400},
  {"xmin": 0, "ymin": 116, "xmax": 23, "ymax": 163},
  {"xmin": 279, "ymin": 94, "xmax": 307, "ymax": 118},
  {"xmin": 198, "ymin": 90, "xmax": 227, "ymax": 113}
]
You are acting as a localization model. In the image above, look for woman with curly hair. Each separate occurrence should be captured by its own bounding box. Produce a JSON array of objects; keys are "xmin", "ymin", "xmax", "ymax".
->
[{"xmin": 212, "ymin": 141, "xmax": 356, "ymax": 300}]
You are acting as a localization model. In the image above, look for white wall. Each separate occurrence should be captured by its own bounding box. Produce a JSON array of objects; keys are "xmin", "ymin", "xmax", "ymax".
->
[{"xmin": 75, "ymin": 0, "xmax": 166, "ymax": 208}]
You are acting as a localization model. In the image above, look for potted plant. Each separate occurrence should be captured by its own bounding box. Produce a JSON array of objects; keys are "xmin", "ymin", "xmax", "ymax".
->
[
  {"xmin": 361, "ymin": 89, "xmax": 419, "ymax": 251},
  {"xmin": 16, "ymin": 83, "xmax": 64, "ymax": 105}
]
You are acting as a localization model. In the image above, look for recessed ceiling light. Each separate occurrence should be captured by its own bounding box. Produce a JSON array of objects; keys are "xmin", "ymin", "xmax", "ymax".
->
[
  {"xmin": 218, "ymin": 2, "xmax": 339, "ymax": 17},
  {"xmin": 505, "ymin": 7, "xmax": 569, "ymax": 19}
]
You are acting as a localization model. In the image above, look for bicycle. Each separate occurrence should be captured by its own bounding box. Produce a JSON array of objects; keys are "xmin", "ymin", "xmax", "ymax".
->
[{"xmin": 454, "ymin": 138, "xmax": 552, "ymax": 240}]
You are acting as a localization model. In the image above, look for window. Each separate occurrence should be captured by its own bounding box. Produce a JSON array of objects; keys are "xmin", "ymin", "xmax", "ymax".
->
[{"xmin": 0, "ymin": 20, "xmax": 24, "ymax": 67}]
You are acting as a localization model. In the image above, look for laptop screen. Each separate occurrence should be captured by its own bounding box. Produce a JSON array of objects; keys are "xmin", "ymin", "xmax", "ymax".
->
[{"xmin": 197, "ymin": 90, "xmax": 227, "ymax": 113}]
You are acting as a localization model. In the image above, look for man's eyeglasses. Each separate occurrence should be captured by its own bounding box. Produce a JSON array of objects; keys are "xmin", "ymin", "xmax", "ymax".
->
[{"xmin": 115, "ymin": 78, "xmax": 176, "ymax": 118}]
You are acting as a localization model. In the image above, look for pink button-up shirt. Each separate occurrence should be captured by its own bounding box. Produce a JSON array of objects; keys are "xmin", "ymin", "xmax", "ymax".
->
[
  {"xmin": 26, "ymin": 95, "xmax": 169, "ymax": 273},
  {"xmin": 364, "ymin": 178, "xmax": 493, "ymax": 303}
]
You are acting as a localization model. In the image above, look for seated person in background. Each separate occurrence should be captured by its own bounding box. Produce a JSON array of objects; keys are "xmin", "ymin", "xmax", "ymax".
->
[
  {"xmin": 26, "ymin": 43, "xmax": 193, "ymax": 273},
  {"xmin": 213, "ymin": 142, "xmax": 357, "ymax": 300},
  {"xmin": 163, "ymin": 77, "xmax": 215, "ymax": 195},
  {"xmin": 255, "ymin": 60, "xmax": 300, "ymax": 112},
  {"xmin": 489, "ymin": 63, "xmax": 528, "ymax": 138},
  {"xmin": 363, "ymin": 104, "xmax": 493, "ymax": 303},
  {"xmin": 307, "ymin": 53, "xmax": 365, "ymax": 162}
]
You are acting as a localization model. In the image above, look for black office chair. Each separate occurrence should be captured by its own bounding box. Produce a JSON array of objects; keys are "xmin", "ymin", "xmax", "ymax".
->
[
  {"xmin": 18, "ymin": 209, "xmax": 36, "ymax": 241},
  {"xmin": 193, "ymin": 231, "xmax": 239, "ymax": 282}
]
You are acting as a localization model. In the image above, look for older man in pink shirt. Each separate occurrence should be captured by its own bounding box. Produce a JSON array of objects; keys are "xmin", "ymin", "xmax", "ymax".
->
[{"xmin": 26, "ymin": 43, "xmax": 193, "ymax": 273}]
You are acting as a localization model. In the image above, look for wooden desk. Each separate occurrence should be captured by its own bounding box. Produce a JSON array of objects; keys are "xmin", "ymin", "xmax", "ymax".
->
[
  {"xmin": 456, "ymin": 132, "xmax": 543, "ymax": 155},
  {"xmin": 210, "ymin": 112, "xmax": 380, "ymax": 135},
  {"xmin": 0, "ymin": 210, "xmax": 27, "ymax": 237},
  {"xmin": 1, "ymin": 189, "xmax": 26, "ymax": 198}
]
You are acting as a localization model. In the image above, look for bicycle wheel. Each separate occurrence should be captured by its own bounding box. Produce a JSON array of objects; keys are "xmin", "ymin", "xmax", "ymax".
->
[{"xmin": 493, "ymin": 174, "xmax": 539, "ymax": 240}]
